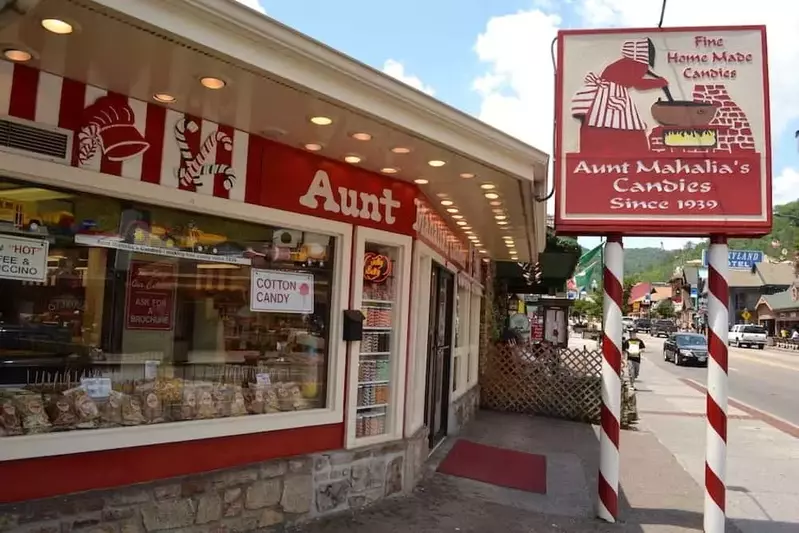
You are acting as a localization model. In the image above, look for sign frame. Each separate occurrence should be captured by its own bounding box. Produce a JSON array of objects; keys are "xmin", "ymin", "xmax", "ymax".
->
[
  {"xmin": 0, "ymin": 234, "xmax": 49, "ymax": 283},
  {"xmin": 554, "ymin": 25, "xmax": 772, "ymax": 237},
  {"xmin": 250, "ymin": 268, "xmax": 315, "ymax": 315}
]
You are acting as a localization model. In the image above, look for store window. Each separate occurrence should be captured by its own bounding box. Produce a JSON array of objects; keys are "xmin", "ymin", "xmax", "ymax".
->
[
  {"xmin": 0, "ymin": 177, "xmax": 335, "ymax": 437},
  {"xmin": 468, "ymin": 292, "xmax": 481, "ymax": 384}
]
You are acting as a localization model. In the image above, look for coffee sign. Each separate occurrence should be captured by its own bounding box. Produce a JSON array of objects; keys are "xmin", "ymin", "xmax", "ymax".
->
[
  {"xmin": 0, "ymin": 234, "xmax": 48, "ymax": 283},
  {"xmin": 555, "ymin": 26, "xmax": 771, "ymax": 237}
]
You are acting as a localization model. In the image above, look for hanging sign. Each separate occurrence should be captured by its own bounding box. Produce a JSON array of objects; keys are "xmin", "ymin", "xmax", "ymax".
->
[
  {"xmin": 554, "ymin": 26, "xmax": 771, "ymax": 237},
  {"xmin": 0, "ymin": 234, "xmax": 49, "ymax": 283},
  {"xmin": 124, "ymin": 261, "xmax": 177, "ymax": 331},
  {"xmin": 701, "ymin": 249, "xmax": 764, "ymax": 269},
  {"xmin": 250, "ymin": 269, "xmax": 314, "ymax": 314},
  {"xmin": 363, "ymin": 253, "xmax": 391, "ymax": 283}
]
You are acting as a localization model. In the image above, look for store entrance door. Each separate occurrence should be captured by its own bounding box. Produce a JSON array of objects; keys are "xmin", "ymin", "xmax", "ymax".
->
[{"xmin": 424, "ymin": 263, "xmax": 453, "ymax": 449}]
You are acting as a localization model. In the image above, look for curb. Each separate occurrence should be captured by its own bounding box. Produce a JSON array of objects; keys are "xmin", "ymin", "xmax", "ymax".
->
[{"xmin": 681, "ymin": 378, "xmax": 799, "ymax": 439}]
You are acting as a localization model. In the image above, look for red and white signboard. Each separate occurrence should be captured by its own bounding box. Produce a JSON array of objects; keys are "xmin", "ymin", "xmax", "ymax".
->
[
  {"xmin": 124, "ymin": 261, "xmax": 177, "ymax": 331},
  {"xmin": 555, "ymin": 26, "xmax": 771, "ymax": 237},
  {"xmin": 250, "ymin": 269, "xmax": 315, "ymax": 314}
]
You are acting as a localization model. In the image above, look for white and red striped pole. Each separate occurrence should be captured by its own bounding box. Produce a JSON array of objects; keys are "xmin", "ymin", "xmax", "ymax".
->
[
  {"xmin": 705, "ymin": 236, "xmax": 729, "ymax": 532},
  {"xmin": 599, "ymin": 235, "xmax": 623, "ymax": 522}
]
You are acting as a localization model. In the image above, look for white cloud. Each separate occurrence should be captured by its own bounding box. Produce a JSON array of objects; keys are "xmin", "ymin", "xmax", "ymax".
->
[
  {"xmin": 382, "ymin": 59, "xmax": 435, "ymax": 96},
  {"xmin": 233, "ymin": 0, "xmax": 266, "ymax": 14},
  {"xmin": 773, "ymin": 167, "xmax": 799, "ymax": 206},
  {"xmin": 472, "ymin": 1, "xmax": 799, "ymax": 248}
]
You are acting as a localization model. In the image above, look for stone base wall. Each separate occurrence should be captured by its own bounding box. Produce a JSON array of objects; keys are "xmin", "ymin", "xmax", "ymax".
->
[
  {"xmin": 0, "ymin": 428, "xmax": 428, "ymax": 533},
  {"xmin": 448, "ymin": 384, "xmax": 480, "ymax": 435}
]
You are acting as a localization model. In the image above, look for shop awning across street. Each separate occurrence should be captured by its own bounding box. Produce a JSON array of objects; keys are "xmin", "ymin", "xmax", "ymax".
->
[{"xmin": 0, "ymin": 0, "xmax": 548, "ymax": 262}]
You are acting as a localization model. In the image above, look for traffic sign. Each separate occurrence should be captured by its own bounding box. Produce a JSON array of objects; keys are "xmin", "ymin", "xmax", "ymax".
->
[{"xmin": 741, "ymin": 309, "xmax": 752, "ymax": 322}]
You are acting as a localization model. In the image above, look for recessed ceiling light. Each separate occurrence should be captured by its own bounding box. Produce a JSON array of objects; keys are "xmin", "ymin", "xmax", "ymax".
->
[
  {"xmin": 153, "ymin": 93, "xmax": 176, "ymax": 103},
  {"xmin": 381, "ymin": 167, "xmax": 398, "ymax": 174},
  {"xmin": 414, "ymin": 178, "xmax": 429, "ymax": 185},
  {"xmin": 452, "ymin": 215, "xmax": 464, "ymax": 220},
  {"xmin": 464, "ymin": 231, "xmax": 473, "ymax": 235},
  {"xmin": 493, "ymin": 209, "xmax": 505, "ymax": 215},
  {"xmin": 310, "ymin": 116, "xmax": 333, "ymax": 126},
  {"xmin": 200, "ymin": 76, "xmax": 226, "ymax": 90},
  {"xmin": 351, "ymin": 132, "xmax": 372, "ymax": 141},
  {"xmin": 344, "ymin": 155, "xmax": 362, "ymax": 164},
  {"xmin": 304, "ymin": 143, "xmax": 323, "ymax": 151},
  {"xmin": 391, "ymin": 146, "xmax": 411, "ymax": 154},
  {"xmin": 497, "ymin": 220, "xmax": 509, "ymax": 225},
  {"xmin": 456, "ymin": 221, "xmax": 468, "ymax": 226},
  {"xmin": 462, "ymin": 226, "xmax": 472, "ymax": 230},
  {"xmin": 3, "ymin": 49, "xmax": 32, "ymax": 62},
  {"xmin": 495, "ymin": 215, "xmax": 507, "ymax": 220},
  {"xmin": 468, "ymin": 236, "xmax": 479, "ymax": 241},
  {"xmin": 41, "ymin": 19, "xmax": 73, "ymax": 35},
  {"xmin": 480, "ymin": 183, "xmax": 496, "ymax": 190},
  {"xmin": 506, "ymin": 244, "xmax": 515, "ymax": 249},
  {"xmin": 503, "ymin": 236, "xmax": 514, "ymax": 241},
  {"xmin": 440, "ymin": 200, "xmax": 454, "ymax": 206},
  {"xmin": 446, "ymin": 208, "xmax": 459, "ymax": 214},
  {"xmin": 428, "ymin": 160, "xmax": 446, "ymax": 167},
  {"xmin": 460, "ymin": 173, "xmax": 475, "ymax": 179},
  {"xmin": 485, "ymin": 192, "xmax": 499, "ymax": 200},
  {"xmin": 489, "ymin": 200, "xmax": 502, "ymax": 206},
  {"xmin": 480, "ymin": 249, "xmax": 488, "ymax": 254},
  {"xmin": 436, "ymin": 193, "xmax": 449, "ymax": 198}
]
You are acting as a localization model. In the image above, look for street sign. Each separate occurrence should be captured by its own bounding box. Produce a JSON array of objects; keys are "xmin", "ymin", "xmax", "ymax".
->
[{"xmin": 741, "ymin": 308, "xmax": 752, "ymax": 321}]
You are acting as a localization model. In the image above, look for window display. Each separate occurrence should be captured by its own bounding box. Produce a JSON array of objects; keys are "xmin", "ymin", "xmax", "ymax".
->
[
  {"xmin": 0, "ymin": 177, "xmax": 335, "ymax": 437},
  {"xmin": 355, "ymin": 245, "xmax": 397, "ymax": 438}
]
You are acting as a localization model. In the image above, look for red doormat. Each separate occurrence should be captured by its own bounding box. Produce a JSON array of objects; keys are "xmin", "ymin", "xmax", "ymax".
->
[{"xmin": 437, "ymin": 439, "xmax": 547, "ymax": 494}]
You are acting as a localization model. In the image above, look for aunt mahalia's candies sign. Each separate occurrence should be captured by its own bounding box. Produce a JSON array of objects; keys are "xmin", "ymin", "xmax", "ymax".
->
[{"xmin": 554, "ymin": 26, "xmax": 771, "ymax": 237}]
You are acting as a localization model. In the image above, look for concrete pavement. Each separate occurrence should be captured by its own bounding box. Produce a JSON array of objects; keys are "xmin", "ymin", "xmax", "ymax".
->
[{"xmin": 633, "ymin": 337, "xmax": 799, "ymax": 533}]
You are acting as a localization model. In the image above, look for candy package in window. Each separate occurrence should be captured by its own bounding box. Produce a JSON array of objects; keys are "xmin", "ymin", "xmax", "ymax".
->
[
  {"xmin": 195, "ymin": 385, "xmax": 218, "ymax": 419},
  {"xmin": 45, "ymin": 392, "xmax": 78, "ymax": 430},
  {"xmin": 65, "ymin": 388, "xmax": 99, "ymax": 429},
  {"xmin": 212, "ymin": 384, "xmax": 233, "ymax": 418},
  {"xmin": 264, "ymin": 386, "xmax": 279, "ymax": 413},
  {"xmin": 15, "ymin": 393, "xmax": 52, "ymax": 434},
  {"xmin": 246, "ymin": 384, "xmax": 266, "ymax": 415},
  {"xmin": 120, "ymin": 394, "xmax": 146, "ymax": 426},
  {"xmin": 136, "ymin": 387, "xmax": 165, "ymax": 424},
  {"xmin": 100, "ymin": 390, "xmax": 124, "ymax": 426},
  {"xmin": 229, "ymin": 386, "xmax": 248, "ymax": 417},
  {"xmin": 174, "ymin": 384, "xmax": 198, "ymax": 421},
  {"xmin": 0, "ymin": 396, "xmax": 22, "ymax": 436}
]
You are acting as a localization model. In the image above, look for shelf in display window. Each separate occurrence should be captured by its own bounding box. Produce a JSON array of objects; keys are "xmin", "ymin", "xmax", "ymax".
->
[
  {"xmin": 356, "ymin": 403, "xmax": 388, "ymax": 411},
  {"xmin": 362, "ymin": 299, "xmax": 394, "ymax": 306},
  {"xmin": 362, "ymin": 327, "xmax": 392, "ymax": 332},
  {"xmin": 358, "ymin": 380, "xmax": 389, "ymax": 386},
  {"xmin": 360, "ymin": 351, "xmax": 390, "ymax": 356}
]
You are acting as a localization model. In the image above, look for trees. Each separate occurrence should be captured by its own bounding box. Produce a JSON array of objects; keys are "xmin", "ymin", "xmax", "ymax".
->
[{"xmin": 654, "ymin": 299, "xmax": 675, "ymax": 319}]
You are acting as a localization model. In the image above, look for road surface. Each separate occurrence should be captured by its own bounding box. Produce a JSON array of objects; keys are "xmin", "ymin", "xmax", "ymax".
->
[{"xmin": 638, "ymin": 333, "xmax": 799, "ymax": 427}]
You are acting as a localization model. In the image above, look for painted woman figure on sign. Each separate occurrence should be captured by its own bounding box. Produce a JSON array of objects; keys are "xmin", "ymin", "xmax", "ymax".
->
[{"xmin": 571, "ymin": 38, "xmax": 668, "ymax": 154}]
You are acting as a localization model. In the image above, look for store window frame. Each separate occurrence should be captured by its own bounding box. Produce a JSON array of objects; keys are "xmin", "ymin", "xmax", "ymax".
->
[{"xmin": 0, "ymin": 156, "xmax": 352, "ymax": 462}]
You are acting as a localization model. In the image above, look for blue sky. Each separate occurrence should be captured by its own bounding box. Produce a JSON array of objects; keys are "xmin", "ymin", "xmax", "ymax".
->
[{"xmin": 237, "ymin": 0, "xmax": 799, "ymax": 251}]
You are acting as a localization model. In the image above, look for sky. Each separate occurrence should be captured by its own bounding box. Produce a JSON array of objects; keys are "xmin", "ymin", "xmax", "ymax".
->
[{"xmin": 234, "ymin": 0, "xmax": 799, "ymax": 251}]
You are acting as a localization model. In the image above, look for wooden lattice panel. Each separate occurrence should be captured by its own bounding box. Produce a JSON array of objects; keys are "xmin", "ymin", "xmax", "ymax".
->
[{"xmin": 480, "ymin": 343, "xmax": 637, "ymax": 427}]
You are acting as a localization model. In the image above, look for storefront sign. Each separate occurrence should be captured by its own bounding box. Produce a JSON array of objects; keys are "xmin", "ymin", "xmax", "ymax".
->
[
  {"xmin": 250, "ymin": 269, "xmax": 314, "ymax": 314},
  {"xmin": 555, "ymin": 26, "xmax": 771, "ymax": 237},
  {"xmin": 701, "ymin": 249, "xmax": 764, "ymax": 269},
  {"xmin": 124, "ymin": 261, "xmax": 177, "ymax": 331},
  {"xmin": 413, "ymin": 198, "xmax": 469, "ymax": 270},
  {"xmin": 363, "ymin": 253, "xmax": 391, "ymax": 283},
  {"xmin": 74, "ymin": 234, "xmax": 251, "ymax": 265},
  {"xmin": 0, "ymin": 234, "xmax": 49, "ymax": 283},
  {"xmin": 257, "ymin": 140, "xmax": 418, "ymax": 234}
]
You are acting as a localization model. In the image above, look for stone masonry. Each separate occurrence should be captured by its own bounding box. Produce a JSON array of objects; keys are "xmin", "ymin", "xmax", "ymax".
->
[
  {"xmin": 449, "ymin": 384, "xmax": 480, "ymax": 435},
  {"xmin": 0, "ymin": 428, "xmax": 428, "ymax": 533}
]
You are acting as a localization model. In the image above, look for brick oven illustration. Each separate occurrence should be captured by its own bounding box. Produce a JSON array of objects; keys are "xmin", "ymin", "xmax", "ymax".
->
[{"xmin": 648, "ymin": 84, "xmax": 755, "ymax": 154}]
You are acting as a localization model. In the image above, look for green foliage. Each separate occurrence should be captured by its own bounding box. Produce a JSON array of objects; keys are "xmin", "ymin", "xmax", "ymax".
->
[{"xmin": 654, "ymin": 299, "xmax": 675, "ymax": 318}]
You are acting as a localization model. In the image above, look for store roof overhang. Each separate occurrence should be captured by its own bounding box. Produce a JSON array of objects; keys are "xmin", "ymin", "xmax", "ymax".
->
[{"xmin": 0, "ymin": 0, "xmax": 548, "ymax": 262}]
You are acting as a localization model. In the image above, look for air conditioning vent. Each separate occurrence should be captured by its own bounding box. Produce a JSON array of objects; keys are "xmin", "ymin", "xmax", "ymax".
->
[{"xmin": 0, "ymin": 117, "xmax": 73, "ymax": 164}]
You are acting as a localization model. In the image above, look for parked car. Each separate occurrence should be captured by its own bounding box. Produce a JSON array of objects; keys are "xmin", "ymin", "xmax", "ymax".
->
[
  {"xmin": 729, "ymin": 324, "xmax": 767, "ymax": 349},
  {"xmin": 650, "ymin": 319, "xmax": 677, "ymax": 338},
  {"xmin": 663, "ymin": 333, "xmax": 709, "ymax": 366},
  {"xmin": 622, "ymin": 316, "xmax": 635, "ymax": 330},
  {"xmin": 633, "ymin": 318, "xmax": 651, "ymax": 333}
]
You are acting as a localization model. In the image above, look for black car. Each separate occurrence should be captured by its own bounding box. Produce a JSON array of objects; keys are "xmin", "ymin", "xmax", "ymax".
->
[
  {"xmin": 633, "ymin": 318, "xmax": 651, "ymax": 333},
  {"xmin": 651, "ymin": 319, "xmax": 677, "ymax": 338},
  {"xmin": 663, "ymin": 333, "xmax": 709, "ymax": 366}
]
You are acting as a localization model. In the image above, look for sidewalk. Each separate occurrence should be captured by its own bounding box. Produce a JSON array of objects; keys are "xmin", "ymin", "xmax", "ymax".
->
[
  {"xmin": 636, "ymin": 360, "xmax": 799, "ymax": 532},
  {"xmin": 289, "ymin": 410, "xmax": 745, "ymax": 533}
]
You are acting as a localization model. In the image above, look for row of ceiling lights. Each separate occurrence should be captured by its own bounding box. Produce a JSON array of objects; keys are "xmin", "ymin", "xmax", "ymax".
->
[
  {"xmin": 2, "ymin": 17, "xmax": 229, "ymax": 100},
  {"xmin": 3, "ymin": 17, "xmax": 519, "ymax": 260}
]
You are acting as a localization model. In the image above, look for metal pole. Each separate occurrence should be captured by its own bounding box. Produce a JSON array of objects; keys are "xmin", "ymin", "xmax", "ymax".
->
[
  {"xmin": 705, "ymin": 235, "xmax": 729, "ymax": 533},
  {"xmin": 598, "ymin": 234, "xmax": 623, "ymax": 522}
]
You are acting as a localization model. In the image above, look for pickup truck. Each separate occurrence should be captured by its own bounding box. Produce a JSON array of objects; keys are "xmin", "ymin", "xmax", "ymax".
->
[
  {"xmin": 729, "ymin": 324, "xmax": 767, "ymax": 349},
  {"xmin": 651, "ymin": 319, "xmax": 677, "ymax": 338}
]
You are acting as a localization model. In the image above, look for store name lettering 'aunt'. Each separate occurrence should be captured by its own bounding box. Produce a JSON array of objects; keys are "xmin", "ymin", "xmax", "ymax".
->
[{"xmin": 299, "ymin": 170, "xmax": 401, "ymax": 224}]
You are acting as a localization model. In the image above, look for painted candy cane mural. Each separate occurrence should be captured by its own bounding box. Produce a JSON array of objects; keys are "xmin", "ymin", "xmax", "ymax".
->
[{"xmin": 174, "ymin": 117, "xmax": 237, "ymax": 190}]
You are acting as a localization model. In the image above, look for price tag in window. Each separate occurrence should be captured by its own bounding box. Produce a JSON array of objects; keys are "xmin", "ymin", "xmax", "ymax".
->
[
  {"xmin": 81, "ymin": 377, "xmax": 112, "ymax": 399},
  {"xmin": 256, "ymin": 373, "xmax": 271, "ymax": 386},
  {"xmin": 144, "ymin": 360, "xmax": 160, "ymax": 380}
]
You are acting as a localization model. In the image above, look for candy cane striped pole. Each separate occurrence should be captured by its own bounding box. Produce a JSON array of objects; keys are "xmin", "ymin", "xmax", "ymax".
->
[
  {"xmin": 705, "ymin": 236, "xmax": 729, "ymax": 533},
  {"xmin": 598, "ymin": 235, "xmax": 623, "ymax": 522}
]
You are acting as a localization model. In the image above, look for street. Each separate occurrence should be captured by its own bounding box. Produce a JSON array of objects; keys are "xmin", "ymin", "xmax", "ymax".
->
[{"xmin": 638, "ymin": 334, "xmax": 799, "ymax": 427}]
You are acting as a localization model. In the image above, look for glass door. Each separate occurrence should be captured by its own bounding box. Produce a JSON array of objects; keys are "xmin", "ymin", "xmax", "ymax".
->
[{"xmin": 347, "ymin": 227, "xmax": 411, "ymax": 447}]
